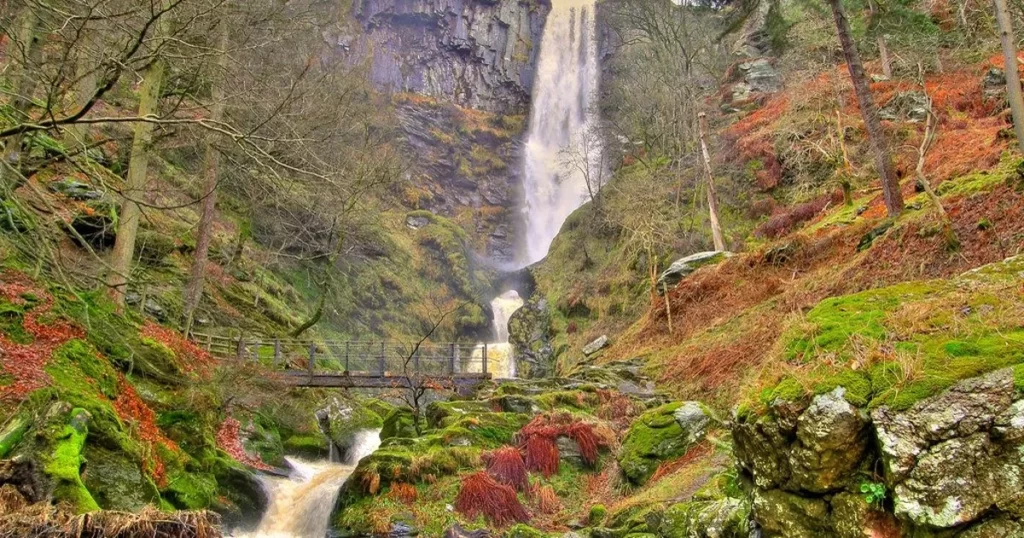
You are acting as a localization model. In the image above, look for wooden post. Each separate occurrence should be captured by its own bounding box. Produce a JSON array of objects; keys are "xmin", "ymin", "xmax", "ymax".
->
[
  {"xmin": 308, "ymin": 342, "xmax": 316, "ymax": 378},
  {"xmin": 236, "ymin": 336, "xmax": 244, "ymax": 359},
  {"xmin": 344, "ymin": 341, "xmax": 350, "ymax": 374},
  {"xmin": 252, "ymin": 343, "xmax": 259, "ymax": 362},
  {"xmin": 206, "ymin": 333, "xmax": 213, "ymax": 352},
  {"xmin": 379, "ymin": 342, "xmax": 386, "ymax": 375},
  {"xmin": 449, "ymin": 343, "xmax": 456, "ymax": 375},
  {"xmin": 273, "ymin": 339, "xmax": 281, "ymax": 368},
  {"xmin": 482, "ymin": 344, "xmax": 488, "ymax": 375}
]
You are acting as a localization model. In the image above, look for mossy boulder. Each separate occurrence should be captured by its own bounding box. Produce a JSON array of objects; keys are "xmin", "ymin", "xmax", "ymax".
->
[
  {"xmin": 508, "ymin": 295, "xmax": 555, "ymax": 379},
  {"xmin": 751, "ymin": 488, "xmax": 834, "ymax": 538},
  {"xmin": 81, "ymin": 445, "xmax": 159, "ymax": 510},
  {"xmin": 42, "ymin": 406, "xmax": 100, "ymax": 512},
  {"xmin": 282, "ymin": 434, "xmax": 329, "ymax": 460},
  {"xmin": 381, "ymin": 407, "xmax": 419, "ymax": 440},
  {"xmin": 425, "ymin": 399, "xmax": 494, "ymax": 429},
  {"xmin": 209, "ymin": 457, "xmax": 269, "ymax": 531},
  {"xmin": 317, "ymin": 398, "xmax": 383, "ymax": 462},
  {"xmin": 661, "ymin": 499, "xmax": 750, "ymax": 538},
  {"xmin": 618, "ymin": 402, "xmax": 706, "ymax": 485}
]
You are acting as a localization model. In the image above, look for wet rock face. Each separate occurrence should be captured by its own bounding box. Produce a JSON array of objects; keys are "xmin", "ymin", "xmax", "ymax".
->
[
  {"xmin": 508, "ymin": 295, "xmax": 554, "ymax": 378},
  {"xmin": 317, "ymin": 398, "xmax": 384, "ymax": 461},
  {"xmin": 734, "ymin": 369, "xmax": 1024, "ymax": 536},
  {"xmin": 348, "ymin": 0, "xmax": 549, "ymax": 113},
  {"xmin": 872, "ymin": 369, "xmax": 1024, "ymax": 528}
]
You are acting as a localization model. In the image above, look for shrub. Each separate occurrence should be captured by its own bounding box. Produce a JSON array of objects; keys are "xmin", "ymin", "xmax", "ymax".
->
[
  {"xmin": 522, "ymin": 434, "xmax": 559, "ymax": 477},
  {"xmin": 486, "ymin": 446, "xmax": 529, "ymax": 491},
  {"xmin": 531, "ymin": 484, "xmax": 561, "ymax": 514},
  {"xmin": 564, "ymin": 423, "xmax": 600, "ymax": 466},
  {"xmin": 454, "ymin": 472, "xmax": 530, "ymax": 527}
]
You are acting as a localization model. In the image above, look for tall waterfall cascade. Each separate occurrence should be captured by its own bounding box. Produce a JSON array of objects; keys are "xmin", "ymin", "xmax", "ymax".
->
[
  {"xmin": 521, "ymin": 0, "xmax": 602, "ymax": 265},
  {"xmin": 483, "ymin": 0, "xmax": 601, "ymax": 376},
  {"xmin": 234, "ymin": 430, "xmax": 381, "ymax": 538}
]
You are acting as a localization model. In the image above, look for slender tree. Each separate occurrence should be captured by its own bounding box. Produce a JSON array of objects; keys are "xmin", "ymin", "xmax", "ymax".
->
[
  {"xmin": 993, "ymin": 0, "xmax": 1024, "ymax": 153},
  {"xmin": 697, "ymin": 112, "xmax": 725, "ymax": 251},
  {"xmin": 183, "ymin": 16, "xmax": 231, "ymax": 333},
  {"xmin": 1, "ymin": 6, "xmax": 43, "ymax": 186},
  {"xmin": 106, "ymin": 1, "xmax": 173, "ymax": 309},
  {"xmin": 825, "ymin": 0, "xmax": 904, "ymax": 216}
]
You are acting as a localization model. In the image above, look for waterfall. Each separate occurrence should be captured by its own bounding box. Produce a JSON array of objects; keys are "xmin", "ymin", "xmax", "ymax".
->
[
  {"xmin": 233, "ymin": 430, "xmax": 381, "ymax": 538},
  {"xmin": 485, "ymin": 290, "xmax": 524, "ymax": 378},
  {"xmin": 521, "ymin": 0, "xmax": 602, "ymax": 265}
]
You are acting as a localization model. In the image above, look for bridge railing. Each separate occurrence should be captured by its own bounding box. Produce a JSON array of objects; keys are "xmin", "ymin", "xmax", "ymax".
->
[{"xmin": 190, "ymin": 333, "xmax": 489, "ymax": 378}]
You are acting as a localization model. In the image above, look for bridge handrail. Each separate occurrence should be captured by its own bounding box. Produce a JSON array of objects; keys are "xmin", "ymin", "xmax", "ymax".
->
[{"xmin": 188, "ymin": 332, "xmax": 491, "ymax": 379}]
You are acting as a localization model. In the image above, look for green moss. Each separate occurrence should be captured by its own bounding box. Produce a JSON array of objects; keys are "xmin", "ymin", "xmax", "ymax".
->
[
  {"xmin": 163, "ymin": 470, "xmax": 217, "ymax": 510},
  {"xmin": 0, "ymin": 415, "xmax": 29, "ymax": 458},
  {"xmin": 45, "ymin": 408, "xmax": 100, "ymax": 513},
  {"xmin": 618, "ymin": 402, "xmax": 690, "ymax": 485},
  {"xmin": 282, "ymin": 434, "xmax": 329, "ymax": 459},
  {"xmin": 813, "ymin": 370, "xmax": 872, "ymax": 407},
  {"xmin": 506, "ymin": 524, "xmax": 547, "ymax": 538}
]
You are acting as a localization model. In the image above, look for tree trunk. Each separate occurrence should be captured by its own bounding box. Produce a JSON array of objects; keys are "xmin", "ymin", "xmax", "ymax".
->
[
  {"xmin": 994, "ymin": 0, "xmax": 1024, "ymax": 153},
  {"xmin": 65, "ymin": 14, "xmax": 99, "ymax": 150},
  {"xmin": 1, "ymin": 6, "xmax": 43, "ymax": 186},
  {"xmin": 827, "ymin": 0, "xmax": 904, "ymax": 216},
  {"xmin": 183, "ymin": 21, "xmax": 230, "ymax": 333},
  {"xmin": 868, "ymin": 0, "xmax": 892, "ymax": 78},
  {"xmin": 106, "ymin": 10, "xmax": 170, "ymax": 309},
  {"xmin": 697, "ymin": 112, "xmax": 726, "ymax": 251}
]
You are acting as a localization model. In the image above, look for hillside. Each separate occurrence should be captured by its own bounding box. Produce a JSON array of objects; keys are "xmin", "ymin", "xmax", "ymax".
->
[{"xmin": 2, "ymin": 0, "xmax": 1024, "ymax": 536}]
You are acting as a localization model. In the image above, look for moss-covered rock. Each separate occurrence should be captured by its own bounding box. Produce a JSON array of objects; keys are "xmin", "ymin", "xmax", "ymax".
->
[
  {"xmin": 81, "ymin": 445, "xmax": 159, "ymax": 511},
  {"xmin": 425, "ymin": 399, "xmax": 494, "ymax": 429},
  {"xmin": 281, "ymin": 433, "xmax": 329, "ymax": 460},
  {"xmin": 317, "ymin": 398, "xmax": 384, "ymax": 462},
  {"xmin": 751, "ymin": 488, "xmax": 834, "ymax": 538},
  {"xmin": 660, "ymin": 499, "xmax": 750, "ymax": 538},
  {"xmin": 381, "ymin": 407, "xmax": 418, "ymax": 440},
  {"xmin": 43, "ymin": 406, "xmax": 100, "ymax": 512},
  {"xmin": 618, "ymin": 402, "xmax": 699, "ymax": 485},
  {"xmin": 506, "ymin": 524, "xmax": 547, "ymax": 538}
]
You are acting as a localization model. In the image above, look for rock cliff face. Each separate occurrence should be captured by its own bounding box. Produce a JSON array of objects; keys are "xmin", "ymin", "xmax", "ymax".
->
[{"xmin": 349, "ymin": 0, "xmax": 550, "ymax": 113}]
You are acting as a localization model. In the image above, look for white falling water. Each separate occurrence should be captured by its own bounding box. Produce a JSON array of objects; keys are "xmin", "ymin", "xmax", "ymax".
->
[
  {"xmin": 233, "ymin": 430, "xmax": 381, "ymax": 538},
  {"xmin": 521, "ymin": 0, "xmax": 602, "ymax": 265},
  {"xmin": 480, "ymin": 290, "xmax": 525, "ymax": 378}
]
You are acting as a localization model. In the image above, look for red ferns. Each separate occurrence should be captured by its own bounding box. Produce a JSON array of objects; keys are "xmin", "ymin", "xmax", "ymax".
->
[
  {"xmin": 454, "ymin": 472, "xmax": 530, "ymax": 527},
  {"xmin": 486, "ymin": 446, "xmax": 529, "ymax": 491}
]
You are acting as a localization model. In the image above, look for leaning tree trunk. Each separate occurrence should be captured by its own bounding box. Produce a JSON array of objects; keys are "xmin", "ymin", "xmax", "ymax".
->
[
  {"xmin": 826, "ymin": 0, "xmax": 904, "ymax": 217},
  {"xmin": 183, "ymin": 20, "xmax": 230, "ymax": 333},
  {"xmin": 993, "ymin": 0, "xmax": 1024, "ymax": 153},
  {"xmin": 2, "ymin": 6, "xmax": 43, "ymax": 187},
  {"xmin": 106, "ymin": 28, "xmax": 169, "ymax": 308},
  {"xmin": 697, "ymin": 112, "xmax": 726, "ymax": 251}
]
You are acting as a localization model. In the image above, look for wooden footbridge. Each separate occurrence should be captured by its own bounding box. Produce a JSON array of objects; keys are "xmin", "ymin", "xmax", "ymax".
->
[{"xmin": 190, "ymin": 333, "xmax": 494, "ymax": 390}]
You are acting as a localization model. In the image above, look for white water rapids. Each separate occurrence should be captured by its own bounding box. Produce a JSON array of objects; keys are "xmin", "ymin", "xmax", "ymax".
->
[
  {"xmin": 233, "ymin": 430, "xmax": 381, "ymax": 538},
  {"xmin": 521, "ymin": 0, "xmax": 602, "ymax": 265}
]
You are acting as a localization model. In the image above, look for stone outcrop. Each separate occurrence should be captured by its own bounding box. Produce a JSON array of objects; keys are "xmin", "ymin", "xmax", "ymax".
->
[
  {"xmin": 656, "ymin": 251, "xmax": 732, "ymax": 294},
  {"xmin": 732, "ymin": 368, "xmax": 1024, "ymax": 537},
  {"xmin": 347, "ymin": 0, "xmax": 549, "ymax": 113},
  {"xmin": 508, "ymin": 294, "xmax": 555, "ymax": 378},
  {"xmin": 618, "ymin": 401, "xmax": 710, "ymax": 485}
]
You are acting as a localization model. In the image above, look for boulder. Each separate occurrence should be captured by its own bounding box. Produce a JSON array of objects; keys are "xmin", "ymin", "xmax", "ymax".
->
[
  {"xmin": 381, "ymin": 407, "xmax": 419, "ymax": 440},
  {"xmin": 656, "ymin": 252, "xmax": 731, "ymax": 294},
  {"xmin": 830, "ymin": 492, "xmax": 899, "ymax": 538},
  {"xmin": 443, "ymin": 523, "xmax": 491, "ymax": 537},
  {"xmin": 424, "ymin": 400, "xmax": 493, "ymax": 429},
  {"xmin": 871, "ymin": 369, "xmax": 1024, "ymax": 528},
  {"xmin": 735, "ymin": 388, "xmax": 867, "ymax": 494},
  {"xmin": 737, "ymin": 58, "xmax": 783, "ymax": 93},
  {"xmin": 878, "ymin": 91, "xmax": 930, "ymax": 122},
  {"xmin": 508, "ymin": 295, "xmax": 555, "ymax": 378},
  {"xmin": 316, "ymin": 398, "xmax": 384, "ymax": 462},
  {"xmin": 406, "ymin": 214, "xmax": 430, "ymax": 230},
  {"xmin": 618, "ymin": 402, "xmax": 705, "ymax": 485},
  {"xmin": 583, "ymin": 335, "xmax": 609, "ymax": 356},
  {"xmin": 751, "ymin": 489, "xmax": 834, "ymax": 538},
  {"xmin": 660, "ymin": 498, "xmax": 750, "ymax": 538},
  {"xmin": 557, "ymin": 435, "xmax": 583, "ymax": 466},
  {"xmin": 983, "ymin": 68, "xmax": 1007, "ymax": 99},
  {"xmin": 673, "ymin": 402, "xmax": 711, "ymax": 447},
  {"xmin": 787, "ymin": 388, "xmax": 869, "ymax": 493},
  {"xmin": 48, "ymin": 178, "xmax": 107, "ymax": 201}
]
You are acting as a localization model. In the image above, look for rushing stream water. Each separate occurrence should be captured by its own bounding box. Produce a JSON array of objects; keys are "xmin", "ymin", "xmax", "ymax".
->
[{"xmin": 234, "ymin": 430, "xmax": 381, "ymax": 538}]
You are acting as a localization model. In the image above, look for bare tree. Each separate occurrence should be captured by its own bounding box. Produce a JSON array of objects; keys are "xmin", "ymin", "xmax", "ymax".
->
[
  {"xmin": 390, "ymin": 301, "xmax": 465, "ymax": 435},
  {"xmin": 825, "ymin": 0, "xmax": 904, "ymax": 217},
  {"xmin": 993, "ymin": 0, "xmax": 1024, "ymax": 153},
  {"xmin": 697, "ymin": 112, "xmax": 725, "ymax": 252},
  {"xmin": 559, "ymin": 122, "xmax": 609, "ymax": 208}
]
